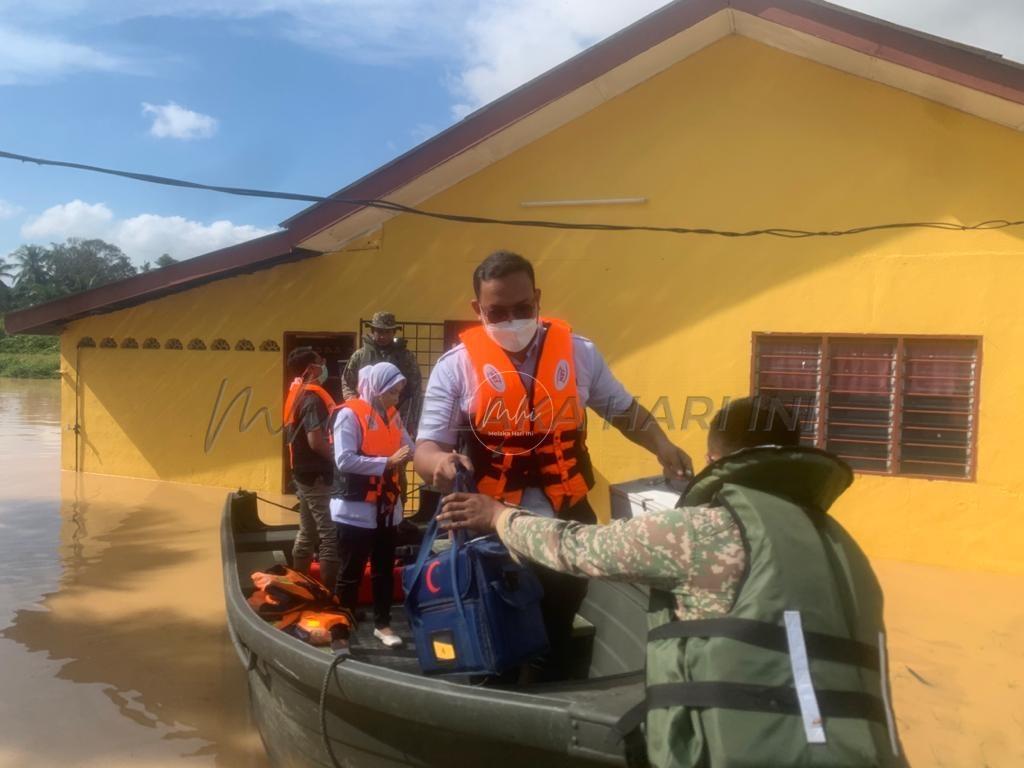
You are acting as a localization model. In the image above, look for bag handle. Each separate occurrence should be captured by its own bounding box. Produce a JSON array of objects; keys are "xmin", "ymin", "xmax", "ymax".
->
[
  {"xmin": 404, "ymin": 466, "xmax": 475, "ymax": 609},
  {"xmin": 444, "ymin": 467, "xmax": 477, "ymax": 621}
]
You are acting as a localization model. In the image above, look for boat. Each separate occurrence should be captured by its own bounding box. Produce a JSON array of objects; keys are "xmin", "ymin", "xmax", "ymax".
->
[{"xmin": 222, "ymin": 489, "xmax": 649, "ymax": 767}]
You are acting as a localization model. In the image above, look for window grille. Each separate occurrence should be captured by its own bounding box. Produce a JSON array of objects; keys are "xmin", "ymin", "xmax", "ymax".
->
[{"xmin": 753, "ymin": 334, "xmax": 980, "ymax": 480}]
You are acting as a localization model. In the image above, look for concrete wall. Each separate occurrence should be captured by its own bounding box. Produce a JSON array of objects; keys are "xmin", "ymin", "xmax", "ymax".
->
[{"xmin": 61, "ymin": 36, "xmax": 1024, "ymax": 573}]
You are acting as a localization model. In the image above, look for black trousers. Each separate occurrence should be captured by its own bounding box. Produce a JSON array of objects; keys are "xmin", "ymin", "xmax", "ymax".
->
[
  {"xmin": 335, "ymin": 522, "xmax": 398, "ymax": 629},
  {"xmin": 531, "ymin": 497, "xmax": 596, "ymax": 681}
]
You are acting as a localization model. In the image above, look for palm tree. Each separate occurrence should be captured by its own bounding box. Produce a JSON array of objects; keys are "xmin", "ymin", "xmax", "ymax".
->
[
  {"xmin": 0, "ymin": 257, "xmax": 15, "ymax": 283},
  {"xmin": 12, "ymin": 245, "xmax": 49, "ymax": 287}
]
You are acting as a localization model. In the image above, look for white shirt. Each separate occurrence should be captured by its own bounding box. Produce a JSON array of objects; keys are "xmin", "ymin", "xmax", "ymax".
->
[
  {"xmin": 417, "ymin": 325, "xmax": 635, "ymax": 517},
  {"xmin": 330, "ymin": 407, "xmax": 415, "ymax": 529}
]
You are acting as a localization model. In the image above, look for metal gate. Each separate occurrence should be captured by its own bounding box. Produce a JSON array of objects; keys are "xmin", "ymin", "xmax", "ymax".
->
[{"xmin": 358, "ymin": 319, "xmax": 449, "ymax": 516}]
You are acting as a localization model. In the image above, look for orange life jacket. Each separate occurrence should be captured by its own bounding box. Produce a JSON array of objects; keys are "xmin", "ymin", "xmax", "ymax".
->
[
  {"xmin": 247, "ymin": 565, "xmax": 354, "ymax": 647},
  {"xmin": 461, "ymin": 318, "xmax": 594, "ymax": 515},
  {"xmin": 283, "ymin": 378, "xmax": 337, "ymax": 468},
  {"xmin": 278, "ymin": 609, "xmax": 353, "ymax": 646},
  {"xmin": 332, "ymin": 398, "xmax": 403, "ymax": 514}
]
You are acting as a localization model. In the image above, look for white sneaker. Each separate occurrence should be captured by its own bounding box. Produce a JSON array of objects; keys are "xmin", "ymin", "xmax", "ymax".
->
[{"xmin": 373, "ymin": 628, "xmax": 403, "ymax": 648}]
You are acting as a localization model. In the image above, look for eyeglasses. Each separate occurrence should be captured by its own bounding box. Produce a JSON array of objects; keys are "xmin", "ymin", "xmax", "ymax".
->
[{"xmin": 480, "ymin": 301, "xmax": 537, "ymax": 324}]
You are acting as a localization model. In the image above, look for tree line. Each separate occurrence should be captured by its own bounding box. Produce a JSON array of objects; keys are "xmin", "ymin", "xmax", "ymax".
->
[{"xmin": 0, "ymin": 238, "xmax": 177, "ymax": 314}]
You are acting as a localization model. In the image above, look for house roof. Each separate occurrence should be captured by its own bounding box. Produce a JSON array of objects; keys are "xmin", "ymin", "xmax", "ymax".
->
[{"xmin": 8, "ymin": 0, "xmax": 1024, "ymax": 335}]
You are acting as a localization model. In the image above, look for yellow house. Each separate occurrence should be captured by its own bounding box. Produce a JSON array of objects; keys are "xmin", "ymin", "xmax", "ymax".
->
[{"xmin": 9, "ymin": 0, "xmax": 1024, "ymax": 574}]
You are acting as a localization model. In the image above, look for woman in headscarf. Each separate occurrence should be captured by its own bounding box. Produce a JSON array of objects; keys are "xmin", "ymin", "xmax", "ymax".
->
[{"xmin": 331, "ymin": 362, "xmax": 415, "ymax": 650}]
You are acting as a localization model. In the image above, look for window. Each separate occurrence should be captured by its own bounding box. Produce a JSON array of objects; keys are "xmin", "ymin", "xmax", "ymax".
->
[{"xmin": 753, "ymin": 334, "xmax": 980, "ymax": 480}]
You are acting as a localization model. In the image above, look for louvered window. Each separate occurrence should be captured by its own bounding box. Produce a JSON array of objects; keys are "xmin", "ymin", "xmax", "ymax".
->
[{"xmin": 753, "ymin": 334, "xmax": 980, "ymax": 480}]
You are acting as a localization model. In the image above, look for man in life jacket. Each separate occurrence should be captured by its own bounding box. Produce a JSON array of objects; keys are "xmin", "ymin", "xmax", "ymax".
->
[
  {"xmin": 415, "ymin": 250, "xmax": 693, "ymax": 679},
  {"xmin": 283, "ymin": 347, "xmax": 341, "ymax": 591},
  {"xmin": 438, "ymin": 397, "xmax": 906, "ymax": 768}
]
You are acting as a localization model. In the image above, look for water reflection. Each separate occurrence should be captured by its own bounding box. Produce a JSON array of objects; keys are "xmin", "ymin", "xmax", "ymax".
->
[
  {"xmin": 0, "ymin": 379, "xmax": 269, "ymax": 767},
  {"xmin": 2, "ymin": 380, "xmax": 1021, "ymax": 767}
]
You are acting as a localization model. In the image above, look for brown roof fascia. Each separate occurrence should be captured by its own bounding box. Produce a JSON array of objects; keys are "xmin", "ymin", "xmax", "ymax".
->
[
  {"xmin": 282, "ymin": 0, "xmax": 1024, "ymax": 246},
  {"xmin": 10, "ymin": 0, "xmax": 1024, "ymax": 335},
  {"xmin": 279, "ymin": 0, "xmax": 725, "ymax": 244},
  {"xmin": 737, "ymin": 0, "xmax": 1024, "ymax": 104},
  {"xmin": 4, "ymin": 231, "xmax": 302, "ymax": 335}
]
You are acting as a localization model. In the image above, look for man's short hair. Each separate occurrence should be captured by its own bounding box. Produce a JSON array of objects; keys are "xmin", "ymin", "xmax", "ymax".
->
[
  {"xmin": 709, "ymin": 396, "xmax": 803, "ymax": 456},
  {"xmin": 472, "ymin": 250, "xmax": 536, "ymax": 297},
  {"xmin": 287, "ymin": 346, "xmax": 319, "ymax": 377}
]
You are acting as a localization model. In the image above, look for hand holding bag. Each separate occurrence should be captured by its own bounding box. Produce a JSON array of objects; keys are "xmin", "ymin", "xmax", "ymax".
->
[{"xmin": 402, "ymin": 475, "xmax": 549, "ymax": 676}]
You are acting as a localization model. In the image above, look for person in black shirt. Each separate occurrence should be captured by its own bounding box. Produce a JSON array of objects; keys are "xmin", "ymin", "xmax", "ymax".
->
[{"xmin": 284, "ymin": 347, "xmax": 340, "ymax": 590}]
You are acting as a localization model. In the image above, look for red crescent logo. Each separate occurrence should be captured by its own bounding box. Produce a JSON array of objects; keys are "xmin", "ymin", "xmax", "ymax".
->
[{"xmin": 425, "ymin": 561, "xmax": 441, "ymax": 594}]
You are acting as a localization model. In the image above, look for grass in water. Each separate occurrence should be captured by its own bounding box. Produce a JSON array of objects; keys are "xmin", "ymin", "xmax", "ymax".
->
[{"xmin": 0, "ymin": 352, "xmax": 60, "ymax": 378}]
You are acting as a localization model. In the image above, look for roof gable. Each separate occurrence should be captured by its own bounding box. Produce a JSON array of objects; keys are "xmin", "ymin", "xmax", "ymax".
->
[{"xmin": 8, "ymin": 0, "xmax": 1024, "ymax": 334}]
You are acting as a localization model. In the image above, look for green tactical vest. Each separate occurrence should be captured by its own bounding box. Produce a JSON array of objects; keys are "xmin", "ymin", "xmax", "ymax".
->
[{"xmin": 624, "ymin": 446, "xmax": 906, "ymax": 768}]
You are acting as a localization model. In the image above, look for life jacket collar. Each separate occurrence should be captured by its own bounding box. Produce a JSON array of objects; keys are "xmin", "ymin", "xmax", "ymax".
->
[{"xmin": 684, "ymin": 445, "xmax": 853, "ymax": 514}]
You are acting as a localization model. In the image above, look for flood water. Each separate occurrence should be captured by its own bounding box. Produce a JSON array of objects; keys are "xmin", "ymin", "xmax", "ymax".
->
[
  {"xmin": 0, "ymin": 378, "xmax": 269, "ymax": 767},
  {"xmin": 1, "ymin": 378, "xmax": 1021, "ymax": 767}
]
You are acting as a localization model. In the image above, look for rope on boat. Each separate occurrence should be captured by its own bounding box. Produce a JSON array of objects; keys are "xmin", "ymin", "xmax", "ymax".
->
[
  {"xmin": 319, "ymin": 653, "xmax": 349, "ymax": 768},
  {"xmin": 254, "ymin": 495, "xmax": 300, "ymax": 513}
]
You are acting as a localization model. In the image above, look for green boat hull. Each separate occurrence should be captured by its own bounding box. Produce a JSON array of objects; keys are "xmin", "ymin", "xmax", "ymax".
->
[{"xmin": 222, "ymin": 490, "xmax": 647, "ymax": 767}]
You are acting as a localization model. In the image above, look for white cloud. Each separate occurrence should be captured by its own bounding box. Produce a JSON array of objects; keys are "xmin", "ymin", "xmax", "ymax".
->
[
  {"xmin": 142, "ymin": 101, "xmax": 218, "ymax": 140},
  {"xmin": 21, "ymin": 200, "xmax": 275, "ymax": 265},
  {"xmin": 0, "ymin": 1, "xmax": 471, "ymax": 65},
  {"xmin": 3, "ymin": 1, "xmax": 1024, "ymax": 119},
  {"xmin": 0, "ymin": 23, "xmax": 131, "ymax": 85},
  {"xmin": 0, "ymin": 199, "xmax": 23, "ymax": 220},
  {"xmin": 446, "ymin": 1, "xmax": 1024, "ymax": 118},
  {"xmin": 451, "ymin": 1, "xmax": 669, "ymax": 118},
  {"xmin": 21, "ymin": 200, "xmax": 113, "ymax": 240}
]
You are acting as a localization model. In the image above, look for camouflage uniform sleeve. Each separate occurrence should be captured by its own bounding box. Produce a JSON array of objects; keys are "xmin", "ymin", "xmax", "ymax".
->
[
  {"xmin": 495, "ymin": 505, "xmax": 743, "ymax": 593},
  {"xmin": 341, "ymin": 348, "xmax": 364, "ymax": 400}
]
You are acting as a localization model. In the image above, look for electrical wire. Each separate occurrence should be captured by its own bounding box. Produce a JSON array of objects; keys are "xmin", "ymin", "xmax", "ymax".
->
[{"xmin": 3, "ymin": 148, "xmax": 1023, "ymax": 239}]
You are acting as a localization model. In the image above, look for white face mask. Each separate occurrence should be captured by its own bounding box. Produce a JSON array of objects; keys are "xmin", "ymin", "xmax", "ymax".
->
[
  {"xmin": 483, "ymin": 317, "xmax": 538, "ymax": 353},
  {"xmin": 315, "ymin": 364, "xmax": 328, "ymax": 385}
]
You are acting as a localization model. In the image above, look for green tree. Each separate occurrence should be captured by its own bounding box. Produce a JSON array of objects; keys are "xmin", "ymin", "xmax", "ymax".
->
[
  {"xmin": 5, "ymin": 238, "xmax": 138, "ymax": 311},
  {"xmin": 10, "ymin": 245, "xmax": 55, "ymax": 306},
  {"xmin": 155, "ymin": 253, "xmax": 177, "ymax": 268},
  {"xmin": 0, "ymin": 257, "xmax": 15, "ymax": 283}
]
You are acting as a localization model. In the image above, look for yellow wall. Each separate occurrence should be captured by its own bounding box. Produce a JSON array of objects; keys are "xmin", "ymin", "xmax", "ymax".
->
[{"xmin": 62, "ymin": 36, "xmax": 1024, "ymax": 573}]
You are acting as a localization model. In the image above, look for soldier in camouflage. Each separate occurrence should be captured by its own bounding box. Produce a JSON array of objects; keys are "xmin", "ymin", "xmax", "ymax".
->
[
  {"xmin": 439, "ymin": 399, "xmax": 903, "ymax": 768},
  {"xmin": 439, "ymin": 482, "xmax": 746, "ymax": 622},
  {"xmin": 437, "ymin": 400, "xmax": 769, "ymax": 621},
  {"xmin": 342, "ymin": 312, "xmax": 423, "ymax": 435},
  {"xmin": 492, "ymin": 503, "xmax": 744, "ymax": 621}
]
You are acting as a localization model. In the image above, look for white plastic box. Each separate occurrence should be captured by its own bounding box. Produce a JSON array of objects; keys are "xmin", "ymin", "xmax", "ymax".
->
[{"xmin": 609, "ymin": 476, "xmax": 682, "ymax": 520}]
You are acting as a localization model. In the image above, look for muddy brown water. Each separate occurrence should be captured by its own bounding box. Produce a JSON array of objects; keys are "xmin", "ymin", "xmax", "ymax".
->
[
  {"xmin": 1, "ymin": 378, "xmax": 1021, "ymax": 767},
  {"xmin": 0, "ymin": 378, "xmax": 269, "ymax": 767}
]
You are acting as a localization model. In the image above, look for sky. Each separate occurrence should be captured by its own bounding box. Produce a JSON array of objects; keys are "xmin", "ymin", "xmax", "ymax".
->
[{"xmin": 1, "ymin": 0, "xmax": 1023, "ymax": 274}]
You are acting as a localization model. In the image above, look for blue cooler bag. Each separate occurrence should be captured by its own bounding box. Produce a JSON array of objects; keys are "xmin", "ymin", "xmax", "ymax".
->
[{"xmin": 403, "ymin": 515, "xmax": 549, "ymax": 676}]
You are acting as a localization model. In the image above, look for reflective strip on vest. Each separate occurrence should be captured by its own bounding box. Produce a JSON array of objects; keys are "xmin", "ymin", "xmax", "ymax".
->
[
  {"xmin": 784, "ymin": 610, "xmax": 826, "ymax": 744},
  {"xmin": 460, "ymin": 318, "xmax": 592, "ymax": 511}
]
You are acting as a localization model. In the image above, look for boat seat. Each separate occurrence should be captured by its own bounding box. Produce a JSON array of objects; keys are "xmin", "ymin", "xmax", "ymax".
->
[
  {"xmin": 234, "ymin": 529, "xmax": 296, "ymax": 552},
  {"xmin": 572, "ymin": 614, "xmax": 596, "ymax": 639}
]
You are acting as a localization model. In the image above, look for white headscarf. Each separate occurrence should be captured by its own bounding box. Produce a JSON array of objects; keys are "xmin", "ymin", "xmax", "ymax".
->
[{"xmin": 357, "ymin": 361, "xmax": 406, "ymax": 404}]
